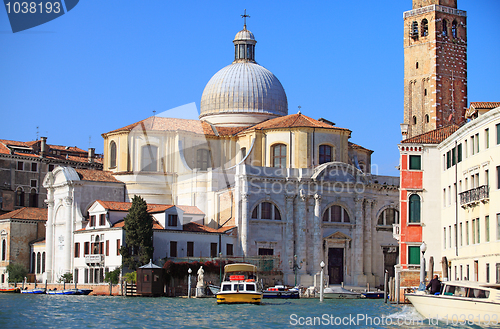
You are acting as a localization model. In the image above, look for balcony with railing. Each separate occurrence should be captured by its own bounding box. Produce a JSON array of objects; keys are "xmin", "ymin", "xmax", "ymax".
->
[
  {"xmin": 85, "ymin": 254, "xmax": 104, "ymax": 265},
  {"xmin": 459, "ymin": 185, "xmax": 489, "ymax": 207},
  {"xmin": 393, "ymin": 224, "xmax": 401, "ymax": 241}
]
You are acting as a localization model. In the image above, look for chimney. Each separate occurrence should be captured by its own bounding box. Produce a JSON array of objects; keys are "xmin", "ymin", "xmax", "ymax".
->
[
  {"xmin": 88, "ymin": 148, "xmax": 95, "ymax": 163},
  {"xmin": 40, "ymin": 137, "xmax": 48, "ymax": 157}
]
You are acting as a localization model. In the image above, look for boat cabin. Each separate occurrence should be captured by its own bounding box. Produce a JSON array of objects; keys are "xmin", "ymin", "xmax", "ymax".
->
[{"xmin": 221, "ymin": 282, "xmax": 258, "ymax": 293}]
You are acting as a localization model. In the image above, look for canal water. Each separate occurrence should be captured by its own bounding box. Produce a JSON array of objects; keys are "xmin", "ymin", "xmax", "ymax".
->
[{"xmin": 0, "ymin": 294, "xmax": 492, "ymax": 328}]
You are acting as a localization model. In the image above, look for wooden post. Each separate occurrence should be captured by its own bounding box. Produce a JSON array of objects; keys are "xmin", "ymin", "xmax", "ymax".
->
[{"xmin": 384, "ymin": 271, "xmax": 388, "ymax": 303}]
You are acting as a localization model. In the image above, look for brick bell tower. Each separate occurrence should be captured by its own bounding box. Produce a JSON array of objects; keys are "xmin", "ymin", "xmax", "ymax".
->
[{"xmin": 401, "ymin": 0, "xmax": 467, "ymax": 140}]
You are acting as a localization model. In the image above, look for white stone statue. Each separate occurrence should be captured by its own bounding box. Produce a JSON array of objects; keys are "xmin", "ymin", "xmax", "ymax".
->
[{"xmin": 196, "ymin": 266, "xmax": 204, "ymax": 288}]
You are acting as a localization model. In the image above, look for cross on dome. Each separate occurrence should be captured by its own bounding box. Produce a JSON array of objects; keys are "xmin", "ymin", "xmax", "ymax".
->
[{"xmin": 241, "ymin": 9, "xmax": 250, "ymax": 30}]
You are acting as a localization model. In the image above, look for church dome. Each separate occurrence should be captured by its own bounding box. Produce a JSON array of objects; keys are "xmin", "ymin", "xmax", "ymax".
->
[{"xmin": 199, "ymin": 25, "xmax": 288, "ymax": 126}]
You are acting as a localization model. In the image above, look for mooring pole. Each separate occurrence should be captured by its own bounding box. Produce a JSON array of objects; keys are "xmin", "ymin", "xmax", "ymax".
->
[{"xmin": 384, "ymin": 270, "xmax": 388, "ymax": 303}]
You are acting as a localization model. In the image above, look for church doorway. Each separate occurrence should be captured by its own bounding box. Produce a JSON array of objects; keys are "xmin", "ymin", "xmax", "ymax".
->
[{"xmin": 328, "ymin": 248, "xmax": 344, "ymax": 284}]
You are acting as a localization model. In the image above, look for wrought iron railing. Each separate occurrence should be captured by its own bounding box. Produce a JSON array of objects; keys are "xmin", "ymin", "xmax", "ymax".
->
[{"xmin": 459, "ymin": 185, "xmax": 489, "ymax": 206}]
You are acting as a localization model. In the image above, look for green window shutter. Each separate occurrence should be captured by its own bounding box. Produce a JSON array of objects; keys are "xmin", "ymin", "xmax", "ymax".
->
[
  {"xmin": 452, "ymin": 148, "xmax": 456, "ymax": 165},
  {"xmin": 497, "ymin": 124, "xmax": 500, "ymax": 145},
  {"xmin": 409, "ymin": 194, "xmax": 421, "ymax": 223},
  {"xmin": 457, "ymin": 144, "xmax": 462, "ymax": 163},
  {"xmin": 447, "ymin": 151, "xmax": 451, "ymax": 169},
  {"xmin": 408, "ymin": 246, "xmax": 420, "ymax": 265},
  {"xmin": 409, "ymin": 155, "xmax": 421, "ymax": 170}
]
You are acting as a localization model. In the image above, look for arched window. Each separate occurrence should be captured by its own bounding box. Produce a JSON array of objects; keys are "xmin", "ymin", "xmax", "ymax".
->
[
  {"xmin": 196, "ymin": 149, "xmax": 211, "ymax": 171},
  {"xmin": 319, "ymin": 145, "xmax": 332, "ymax": 164},
  {"xmin": 452, "ymin": 20, "xmax": 457, "ymax": 38},
  {"xmin": 442, "ymin": 20, "xmax": 448, "ymax": 37},
  {"xmin": 272, "ymin": 144, "xmax": 286, "ymax": 168},
  {"xmin": 16, "ymin": 187, "xmax": 24, "ymax": 207},
  {"xmin": 110, "ymin": 141, "xmax": 117, "ymax": 168},
  {"xmin": 240, "ymin": 147, "xmax": 247, "ymax": 160},
  {"xmin": 416, "ymin": 62, "xmax": 419, "ymax": 69},
  {"xmin": 412, "ymin": 116, "xmax": 417, "ymax": 125},
  {"xmin": 411, "ymin": 21, "xmax": 418, "ymax": 39},
  {"xmin": 425, "ymin": 114, "xmax": 430, "ymax": 123},
  {"xmin": 42, "ymin": 252, "xmax": 45, "ymax": 273},
  {"xmin": 141, "ymin": 144, "xmax": 158, "ymax": 172},
  {"xmin": 322, "ymin": 205, "xmax": 350, "ymax": 223},
  {"xmin": 251, "ymin": 202, "xmax": 281, "ymax": 220},
  {"xmin": 29, "ymin": 188, "xmax": 38, "ymax": 207},
  {"xmin": 31, "ymin": 252, "xmax": 36, "ymax": 273},
  {"xmin": 36, "ymin": 252, "xmax": 41, "ymax": 274},
  {"xmin": 409, "ymin": 194, "xmax": 421, "ymax": 223},
  {"xmin": 378, "ymin": 208, "xmax": 400, "ymax": 226},
  {"xmin": 1, "ymin": 240, "xmax": 6, "ymax": 261},
  {"xmin": 421, "ymin": 19, "xmax": 428, "ymax": 37}
]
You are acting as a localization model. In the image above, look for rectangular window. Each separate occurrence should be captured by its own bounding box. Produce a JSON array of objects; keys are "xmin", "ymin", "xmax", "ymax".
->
[
  {"xmin": 90, "ymin": 215, "xmax": 96, "ymax": 227},
  {"xmin": 409, "ymin": 155, "xmax": 421, "ymax": 170},
  {"xmin": 449, "ymin": 225, "xmax": 452, "ymax": 248},
  {"xmin": 74, "ymin": 269, "xmax": 79, "ymax": 284},
  {"xmin": 486, "ymin": 170, "xmax": 489, "ymax": 186},
  {"xmin": 460, "ymin": 222, "xmax": 463, "ymax": 246},
  {"xmin": 485, "ymin": 128, "xmax": 490, "ymax": 149},
  {"xmin": 100, "ymin": 242, "xmax": 104, "ymax": 255},
  {"xmin": 408, "ymin": 246, "xmax": 420, "ymax": 265},
  {"xmin": 17, "ymin": 161, "xmax": 24, "ymax": 170},
  {"xmin": 84, "ymin": 242, "xmax": 90, "ymax": 255},
  {"xmin": 472, "ymin": 219, "xmax": 476, "ymax": 244},
  {"xmin": 454, "ymin": 224, "xmax": 457, "ymax": 247},
  {"xmin": 84, "ymin": 269, "xmax": 88, "ymax": 284},
  {"xmin": 116, "ymin": 239, "xmax": 121, "ymax": 256},
  {"xmin": 74, "ymin": 243, "xmax": 80, "ymax": 258},
  {"xmin": 485, "ymin": 216, "xmax": 490, "ymax": 242},
  {"xmin": 187, "ymin": 241, "xmax": 194, "ymax": 257},
  {"xmin": 48, "ymin": 164, "xmax": 55, "ymax": 172},
  {"xmin": 170, "ymin": 241, "xmax": 177, "ymax": 257},
  {"xmin": 497, "ymin": 166, "xmax": 500, "ymax": 189},
  {"xmin": 99, "ymin": 214, "xmax": 105, "ymax": 226},
  {"xmin": 464, "ymin": 140, "xmax": 468, "ymax": 158},
  {"xmin": 443, "ymin": 189, "xmax": 446, "ymax": 207},
  {"xmin": 476, "ymin": 133, "xmax": 480, "ymax": 153},
  {"xmin": 466, "ymin": 221, "xmax": 469, "ymax": 245},
  {"xmin": 31, "ymin": 163, "xmax": 37, "ymax": 172},
  {"xmin": 477, "ymin": 218, "xmax": 480, "ymax": 243},
  {"xmin": 446, "ymin": 151, "xmax": 451, "ymax": 169},
  {"xmin": 486, "ymin": 263, "xmax": 490, "ymax": 283},
  {"xmin": 226, "ymin": 243, "xmax": 234, "ymax": 256},
  {"xmin": 444, "ymin": 227, "xmax": 447, "ymax": 249},
  {"xmin": 210, "ymin": 243, "xmax": 218, "ymax": 258},
  {"xmin": 168, "ymin": 214, "xmax": 178, "ymax": 227},
  {"xmin": 457, "ymin": 143, "xmax": 462, "ymax": 163},
  {"xmin": 497, "ymin": 123, "xmax": 500, "ymax": 145},
  {"xmin": 30, "ymin": 179, "xmax": 37, "ymax": 188},
  {"xmin": 105, "ymin": 240, "xmax": 109, "ymax": 256},
  {"xmin": 451, "ymin": 147, "xmax": 456, "ymax": 166},
  {"xmin": 471, "ymin": 136, "xmax": 475, "ymax": 155}
]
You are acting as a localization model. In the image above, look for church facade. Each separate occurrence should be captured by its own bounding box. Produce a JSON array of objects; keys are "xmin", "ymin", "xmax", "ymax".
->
[{"xmin": 100, "ymin": 22, "xmax": 400, "ymax": 287}]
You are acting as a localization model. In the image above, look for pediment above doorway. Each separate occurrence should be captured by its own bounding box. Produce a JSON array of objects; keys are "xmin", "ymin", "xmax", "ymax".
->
[{"xmin": 324, "ymin": 231, "xmax": 352, "ymax": 242}]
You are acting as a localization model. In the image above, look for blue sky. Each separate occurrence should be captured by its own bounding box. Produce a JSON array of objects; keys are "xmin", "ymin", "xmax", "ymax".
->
[{"xmin": 1, "ymin": 0, "xmax": 499, "ymax": 176}]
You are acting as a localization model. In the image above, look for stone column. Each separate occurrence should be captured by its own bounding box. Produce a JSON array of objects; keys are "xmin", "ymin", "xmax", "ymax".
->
[
  {"xmin": 296, "ymin": 189, "xmax": 307, "ymax": 274},
  {"xmin": 370, "ymin": 200, "xmax": 379, "ymax": 283},
  {"xmin": 45, "ymin": 197, "xmax": 54, "ymax": 283},
  {"xmin": 241, "ymin": 193, "xmax": 249, "ymax": 256},
  {"xmin": 364, "ymin": 199, "xmax": 373, "ymax": 283},
  {"xmin": 312, "ymin": 193, "xmax": 322, "ymax": 274},
  {"xmin": 64, "ymin": 196, "xmax": 73, "ymax": 274},
  {"xmin": 284, "ymin": 193, "xmax": 295, "ymax": 282},
  {"xmin": 353, "ymin": 196, "xmax": 366, "ymax": 285}
]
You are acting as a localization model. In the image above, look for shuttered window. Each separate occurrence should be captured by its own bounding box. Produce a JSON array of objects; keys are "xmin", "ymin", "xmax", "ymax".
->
[
  {"xmin": 408, "ymin": 246, "xmax": 420, "ymax": 265},
  {"xmin": 409, "ymin": 155, "xmax": 421, "ymax": 170},
  {"xmin": 409, "ymin": 194, "xmax": 421, "ymax": 223}
]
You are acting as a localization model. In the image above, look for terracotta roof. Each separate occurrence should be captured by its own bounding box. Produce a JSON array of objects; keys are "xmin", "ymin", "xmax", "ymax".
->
[
  {"xmin": 105, "ymin": 117, "xmax": 216, "ymax": 136},
  {"xmin": 0, "ymin": 207, "xmax": 47, "ymax": 221},
  {"xmin": 113, "ymin": 219, "xmax": 164, "ymax": 230},
  {"xmin": 238, "ymin": 113, "xmax": 350, "ymax": 133},
  {"xmin": 348, "ymin": 142, "xmax": 373, "ymax": 153},
  {"xmin": 176, "ymin": 205, "xmax": 204, "ymax": 215},
  {"xmin": 182, "ymin": 222, "xmax": 235, "ymax": 233},
  {"xmin": 469, "ymin": 102, "xmax": 500, "ymax": 109},
  {"xmin": 94, "ymin": 200, "xmax": 174, "ymax": 213},
  {"xmin": 402, "ymin": 125, "xmax": 460, "ymax": 144},
  {"xmin": 76, "ymin": 169, "xmax": 121, "ymax": 183}
]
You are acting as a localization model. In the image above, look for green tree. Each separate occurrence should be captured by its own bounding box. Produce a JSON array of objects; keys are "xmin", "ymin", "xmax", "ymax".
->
[
  {"xmin": 120, "ymin": 195, "xmax": 154, "ymax": 270},
  {"xmin": 59, "ymin": 272, "xmax": 73, "ymax": 283},
  {"xmin": 123, "ymin": 271, "xmax": 137, "ymax": 284},
  {"xmin": 104, "ymin": 267, "xmax": 121, "ymax": 285},
  {"xmin": 6, "ymin": 263, "xmax": 28, "ymax": 283}
]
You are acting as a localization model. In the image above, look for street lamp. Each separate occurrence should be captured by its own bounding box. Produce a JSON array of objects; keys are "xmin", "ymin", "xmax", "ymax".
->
[
  {"xmin": 187, "ymin": 268, "xmax": 192, "ymax": 298},
  {"xmin": 320, "ymin": 261, "xmax": 325, "ymax": 302},
  {"xmin": 289, "ymin": 255, "xmax": 303, "ymax": 287},
  {"xmin": 420, "ymin": 242, "xmax": 427, "ymax": 287}
]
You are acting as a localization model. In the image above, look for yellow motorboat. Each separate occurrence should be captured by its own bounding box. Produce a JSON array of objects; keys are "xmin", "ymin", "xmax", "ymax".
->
[{"xmin": 216, "ymin": 263, "xmax": 262, "ymax": 305}]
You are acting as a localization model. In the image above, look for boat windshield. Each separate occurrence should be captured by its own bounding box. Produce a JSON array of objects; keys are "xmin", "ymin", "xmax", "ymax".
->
[
  {"xmin": 246, "ymin": 284, "xmax": 256, "ymax": 291},
  {"xmin": 443, "ymin": 285, "xmax": 489, "ymax": 298},
  {"xmin": 222, "ymin": 284, "xmax": 232, "ymax": 292}
]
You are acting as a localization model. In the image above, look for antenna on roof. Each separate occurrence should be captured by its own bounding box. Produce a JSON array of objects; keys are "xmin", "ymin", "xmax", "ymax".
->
[
  {"xmin": 89, "ymin": 136, "xmax": 91, "ymax": 148},
  {"xmin": 36, "ymin": 126, "xmax": 39, "ymax": 140},
  {"xmin": 153, "ymin": 110, "xmax": 157, "ymax": 117}
]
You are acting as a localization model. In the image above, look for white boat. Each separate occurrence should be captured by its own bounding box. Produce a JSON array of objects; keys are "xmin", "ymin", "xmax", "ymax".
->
[
  {"xmin": 406, "ymin": 280, "xmax": 500, "ymax": 324},
  {"xmin": 323, "ymin": 286, "xmax": 363, "ymax": 299}
]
